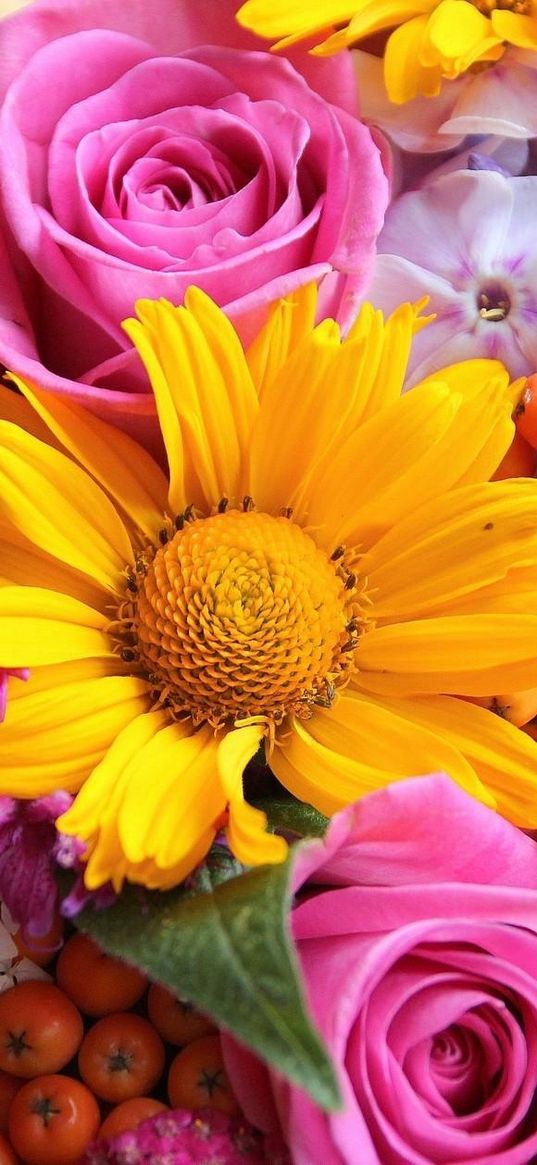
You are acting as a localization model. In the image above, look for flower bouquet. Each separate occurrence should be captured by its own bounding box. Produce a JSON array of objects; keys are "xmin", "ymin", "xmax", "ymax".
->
[{"xmin": 2, "ymin": 1, "xmax": 537, "ymax": 1162}]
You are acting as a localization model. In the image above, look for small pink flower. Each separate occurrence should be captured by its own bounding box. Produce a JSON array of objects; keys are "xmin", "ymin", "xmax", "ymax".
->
[
  {"xmin": 80, "ymin": 1106, "xmax": 289, "ymax": 1164},
  {"xmin": 0, "ymin": 788, "xmax": 113, "ymax": 940},
  {"xmin": 0, "ymin": 792, "xmax": 71, "ymax": 939},
  {"xmin": 54, "ymin": 830, "xmax": 117, "ymax": 921}
]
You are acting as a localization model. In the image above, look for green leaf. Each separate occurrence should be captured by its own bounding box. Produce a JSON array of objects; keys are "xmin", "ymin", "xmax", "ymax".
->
[
  {"xmin": 244, "ymin": 757, "xmax": 329, "ymax": 838},
  {"xmin": 253, "ymin": 792, "xmax": 329, "ymax": 838},
  {"xmin": 73, "ymin": 853, "xmax": 341, "ymax": 1113},
  {"xmin": 183, "ymin": 840, "xmax": 245, "ymax": 893}
]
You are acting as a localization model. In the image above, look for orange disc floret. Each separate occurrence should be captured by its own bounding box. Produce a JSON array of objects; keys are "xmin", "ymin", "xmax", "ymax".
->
[
  {"xmin": 78, "ymin": 1012, "xmax": 165, "ymax": 1103},
  {"xmin": 134, "ymin": 510, "xmax": 353, "ymax": 726},
  {"xmin": 0, "ymin": 982, "xmax": 83, "ymax": 1078},
  {"xmin": 56, "ymin": 933, "xmax": 147, "ymax": 1016},
  {"xmin": 167, "ymin": 1033, "xmax": 240, "ymax": 1115}
]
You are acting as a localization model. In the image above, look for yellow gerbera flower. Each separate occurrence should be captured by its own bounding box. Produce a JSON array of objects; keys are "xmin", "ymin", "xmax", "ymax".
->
[
  {"xmin": 236, "ymin": 0, "xmax": 537, "ymax": 103},
  {"xmin": 2, "ymin": 285, "xmax": 537, "ymax": 894}
]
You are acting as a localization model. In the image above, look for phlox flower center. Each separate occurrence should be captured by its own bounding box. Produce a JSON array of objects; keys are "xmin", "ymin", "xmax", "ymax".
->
[
  {"xmin": 477, "ymin": 282, "xmax": 512, "ymax": 322},
  {"xmin": 115, "ymin": 508, "xmax": 364, "ymax": 729}
]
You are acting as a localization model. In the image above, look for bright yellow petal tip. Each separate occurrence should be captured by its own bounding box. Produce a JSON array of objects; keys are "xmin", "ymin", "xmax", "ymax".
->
[{"xmin": 236, "ymin": 0, "xmax": 534, "ymax": 102}]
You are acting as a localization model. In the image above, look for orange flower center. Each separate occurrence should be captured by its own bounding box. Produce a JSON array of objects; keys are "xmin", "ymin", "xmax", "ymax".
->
[{"xmin": 125, "ymin": 510, "xmax": 363, "ymax": 728}]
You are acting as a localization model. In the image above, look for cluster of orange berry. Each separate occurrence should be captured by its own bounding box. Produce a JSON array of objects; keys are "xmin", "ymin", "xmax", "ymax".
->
[{"xmin": 0, "ymin": 931, "xmax": 239, "ymax": 1165}]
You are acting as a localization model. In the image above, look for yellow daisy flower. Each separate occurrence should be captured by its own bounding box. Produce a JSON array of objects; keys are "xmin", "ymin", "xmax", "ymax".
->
[
  {"xmin": 236, "ymin": 0, "xmax": 537, "ymax": 103},
  {"xmin": 2, "ymin": 285, "xmax": 537, "ymax": 894}
]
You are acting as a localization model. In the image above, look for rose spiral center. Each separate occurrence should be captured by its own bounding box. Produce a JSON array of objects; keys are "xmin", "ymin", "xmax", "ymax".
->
[
  {"xmin": 429, "ymin": 1026, "xmax": 485, "ymax": 1114},
  {"xmin": 129, "ymin": 510, "xmax": 360, "ymax": 727}
]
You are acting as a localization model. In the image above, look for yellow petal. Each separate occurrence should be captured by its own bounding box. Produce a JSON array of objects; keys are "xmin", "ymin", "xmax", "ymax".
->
[
  {"xmin": 236, "ymin": 0, "xmax": 357, "ymax": 41},
  {"xmin": 123, "ymin": 307, "xmax": 185, "ymax": 518},
  {"xmin": 5, "ymin": 658, "xmax": 125, "ymax": 700},
  {"xmin": 366, "ymin": 480, "xmax": 537, "ymax": 619},
  {"xmin": 249, "ymin": 299, "xmax": 432, "ymax": 521},
  {"xmin": 316, "ymin": 1, "xmax": 437, "ymax": 55},
  {"xmin": 218, "ymin": 725, "xmax": 287, "ymax": 865},
  {"xmin": 380, "ymin": 692, "xmax": 537, "ymax": 826},
  {"xmin": 61, "ymin": 717, "xmax": 221, "ymax": 891},
  {"xmin": 418, "ymin": 357, "xmax": 512, "ymax": 401},
  {"xmin": 0, "ymin": 586, "xmax": 113, "ymax": 667},
  {"xmin": 412, "ymin": 363, "xmax": 515, "ymax": 488},
  {"xmin": 246, "ymin": 285, "xmax": 318, "ymax": 403},
  {"xmin": 0, "ymin": 422, "xmax": 133, "ymax": 592},
  {"xmin": 306, "ymin": 364, "xmax": 515, "ymax": 552},
  {"xmin": 304, "ymin": 380, "xmax": 459, "ymax": 551},
  {"xmin": 0, "ymin": 523, "xmax": 108, "ymax": 612},
  {"xmin": 384, "ymin": 16, "xmax": 443, "ymax": 103},
  {"xmin": 125, "ymin": 292, "xmax": 257, "ymax": 512},
  {"xmin": 492, "ymin": 11, "xmax": 537, "ymax": 51},
  {"xmin": 272, "ymin": 690, "xmax": 491, "ymax": 815},
  {"xmin": 345, "ymin": 298, "xmax": 434, "ymax": 420},
  {"xmin": 58, "ymin": 710, "xmax": 168, "ymax": 888},
  {"xmin": 0, "ymin": 384, "xmax": 62, "ymax": 447},
  {"xmin": 117, "ymin": 724, "xmax": 221, "ymax": 866},
  {"xmin": 0, "ymin": 674, "xmax": 149, "ymax": 795},
  {"xmin": 238, "ymin": 0, "xmax": 436, "ymax": 52},
  {"xmin": 437, "ymin": 571, "xmax": 537, "ymax": 617},
  {"xmin": 357, "ymin": 613, "xmax": 537, "ymax": 696},
  {"xmin": 11, "ymin": 376, "xmax": 167, "ymax": 539},
  {"xmin": 426, "ymin": 0, "xmax": 502, "ymax": 72},
  {"xmin": 348, "ymin": 0, "xmax": 436, "ymax": 39},
  {"xmin": 248, "ymin": 322, "xmax": 345, "ymax": 514},
  {"xmin": 428, "ymin": 0, "xmax": 488, "ymax": 49},
  {"xmin": 0, "ymin": 753, "xmax": 106, "ymax": 798}
]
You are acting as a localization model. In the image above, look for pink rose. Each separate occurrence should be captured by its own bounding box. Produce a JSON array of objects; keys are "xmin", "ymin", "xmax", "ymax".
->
[
  {"xmin": 224, "ymin": 776, "xmax": 537, "ymax": 1164},
  {"xmin": 0, "ymin": 0, "xmax": 387, "ymax": 448}
]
